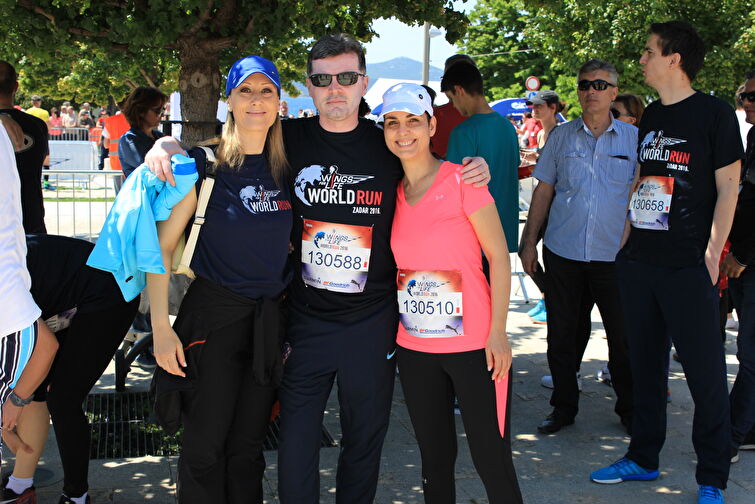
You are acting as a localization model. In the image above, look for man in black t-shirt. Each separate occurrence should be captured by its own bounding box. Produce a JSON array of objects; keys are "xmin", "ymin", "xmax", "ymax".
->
[
  {"xmin": 0, "ymin": 60, "xmax": 48, "ymax": 234},
  {"xmin": 277, "ymin": 35, "xmax": 490, "ymax": 504},
  {"xmin": 590, "ymin": 22, "xmax": 742, "ymax": 503},
  {"xmin": 720, "ymin": 70, "xmax": 755, "ymax": 464}
]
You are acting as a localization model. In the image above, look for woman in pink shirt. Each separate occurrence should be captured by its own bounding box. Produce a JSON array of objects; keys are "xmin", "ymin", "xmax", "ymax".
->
[{"xmin": 380, "ymin": 83, "xmax": 522, "ymax": 503}]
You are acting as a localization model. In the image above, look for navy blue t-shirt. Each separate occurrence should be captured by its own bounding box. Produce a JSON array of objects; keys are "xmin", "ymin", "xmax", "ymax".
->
[
  {"xmin": 119, "ymin": 128, "xmax": 165, "ymax": 179},
  {"xmin": 188, "ymin": 148, "xmax": 292, "ymax": 299}
]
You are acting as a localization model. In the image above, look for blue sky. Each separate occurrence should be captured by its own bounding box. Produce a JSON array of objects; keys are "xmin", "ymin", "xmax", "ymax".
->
[{"xmin": 363, "ymin": 1, "xmax": 477, "ymax": 66}]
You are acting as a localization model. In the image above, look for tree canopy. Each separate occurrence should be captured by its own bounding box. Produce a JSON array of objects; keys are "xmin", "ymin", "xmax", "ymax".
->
[
  {"xmin": 0, "ymin": 0, "xmax": 470, "ymax": 142},
  {"xmin": 463, "ymin": 0, "xmax": 754, "ymax": 117}
]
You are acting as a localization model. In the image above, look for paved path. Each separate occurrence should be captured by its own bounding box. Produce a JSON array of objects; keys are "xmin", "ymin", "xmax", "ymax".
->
[{"xmin": 5, "ymin": 284, "xmax": 752, "ymax": 503}]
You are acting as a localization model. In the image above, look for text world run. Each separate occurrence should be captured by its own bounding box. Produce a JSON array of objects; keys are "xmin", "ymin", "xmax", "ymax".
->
[
  {"xmin": 306, "ymin": 188, "xmax": 383, "ymax": 206},
  {"xmin": 641, "ymin": 148, "xmax": 691, "ymax": 164}
]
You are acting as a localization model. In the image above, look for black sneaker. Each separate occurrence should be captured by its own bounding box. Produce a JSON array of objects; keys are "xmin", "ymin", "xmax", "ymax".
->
[
  {"xmin": 1, "ymin": 484, "xmax": 37, "ymax": 504},
  {"xmin": 58, "ymin": 494, "xmax": 90, "ymax": 504}
]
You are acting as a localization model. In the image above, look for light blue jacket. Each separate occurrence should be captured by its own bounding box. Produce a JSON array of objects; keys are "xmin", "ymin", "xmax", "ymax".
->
[{"xmin": 87, "ymin": 154, "xmax": 198, "ymax": 301}]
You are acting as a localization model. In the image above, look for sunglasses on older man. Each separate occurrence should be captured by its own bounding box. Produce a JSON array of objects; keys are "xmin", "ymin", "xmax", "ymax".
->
[
  {"xmin": 739, "ymin": 91, "xmax": 755, "ymax": 103},
  {"xmin": 309, "ymin": 71, "xmax": 366, "ymax": 87},
  {"xmin": 577, "ymin": 79, "xmax": 617, "ymax": 91}
]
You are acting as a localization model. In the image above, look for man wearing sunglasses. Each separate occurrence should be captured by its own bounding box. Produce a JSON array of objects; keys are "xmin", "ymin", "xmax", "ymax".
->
[
  {"xmin": 720, "ymin": 69, "xmax": 755, "ymax": 470},
  {"xmin": 520, "ymin": 59, "xmax": 636, "ymax": 436},
  {"xmin": 591, "ymin": 22, "xmax": 742, "ymax": 504},
  {"xmin": 277, "ymin": 34, "xmax": 490, "ymax": 504}
]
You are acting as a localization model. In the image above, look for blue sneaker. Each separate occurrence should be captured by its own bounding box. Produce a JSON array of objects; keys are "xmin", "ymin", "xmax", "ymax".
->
[
  {"xmin": 590, "ymin": 458, "xmax": 659, "ymax": 484},
  {"xmin": 527, "ymin": 299, "xmax": 545, "ymax": 317},
  {"xmin": 697, "ymin": 485, "xmax": 724, "ymax": 503},
  {"xmin": 531, "ymin": 309, "xmax": 547, "ymax": 325}
]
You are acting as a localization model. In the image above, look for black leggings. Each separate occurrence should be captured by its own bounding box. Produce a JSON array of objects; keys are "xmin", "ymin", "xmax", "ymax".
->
[
  {"xmin": 175, "ymin": 280, "xmax": 278, "ymax": 504},
  {"xmin": 397, "ymin": 347, "xmax": 522, "ymax": 504},
  {"xmin": 34, "ymin": 299, "xmax": 139, "ymax": 497}
]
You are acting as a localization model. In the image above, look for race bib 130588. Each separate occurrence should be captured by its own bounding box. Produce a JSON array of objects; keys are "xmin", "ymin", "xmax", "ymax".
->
[{"xmin": 301, "ymin": 218, "xmax": 373, "ymax": 293}]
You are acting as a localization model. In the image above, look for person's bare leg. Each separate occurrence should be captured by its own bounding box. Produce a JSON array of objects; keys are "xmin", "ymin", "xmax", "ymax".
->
[{"xmin": 12, "ymin": 401, "xmax": 51, "ymax": 478}]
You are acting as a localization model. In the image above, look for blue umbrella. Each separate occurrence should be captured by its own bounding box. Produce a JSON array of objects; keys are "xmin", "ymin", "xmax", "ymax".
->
[{"xmin": 490, "ymin": 98, "xmax": 531, "ymax": 117}]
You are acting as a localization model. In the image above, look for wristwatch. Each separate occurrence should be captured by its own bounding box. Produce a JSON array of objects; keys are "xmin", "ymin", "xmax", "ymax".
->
[{"xmin": 8, "ymin": 390, "xmax": 33, "ymax": 407}]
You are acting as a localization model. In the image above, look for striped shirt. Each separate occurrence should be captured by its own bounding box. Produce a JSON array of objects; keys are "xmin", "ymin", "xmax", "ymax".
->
[{"xmin": 533, "ymin": 116, "xmax": 638, "ymax": 262}]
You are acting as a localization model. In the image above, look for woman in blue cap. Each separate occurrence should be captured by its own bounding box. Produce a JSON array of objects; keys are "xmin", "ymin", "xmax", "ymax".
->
[{"xmin": 147, "ymin": 56, "xmax": 291, "ymax": 503}]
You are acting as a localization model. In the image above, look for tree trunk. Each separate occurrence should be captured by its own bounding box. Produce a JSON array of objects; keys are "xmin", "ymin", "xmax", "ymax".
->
[
  {"xmin": 107, "ymin": 95, "xmax": 117, "ymax": 115},
  {"xmin": 177, "ymin": 37, "xmax": 221, "ymax": 146}
]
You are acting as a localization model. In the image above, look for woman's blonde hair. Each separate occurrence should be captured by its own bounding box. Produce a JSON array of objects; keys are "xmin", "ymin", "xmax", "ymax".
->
[{"xmin": 212, "ymin": 103, "xmax": 289, "ymax": 187}]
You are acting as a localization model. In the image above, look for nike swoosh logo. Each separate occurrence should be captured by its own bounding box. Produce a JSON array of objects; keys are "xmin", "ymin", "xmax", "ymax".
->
[{"xmin": 386, "ymin": 349, "xmax": 396, "ymax": 360}]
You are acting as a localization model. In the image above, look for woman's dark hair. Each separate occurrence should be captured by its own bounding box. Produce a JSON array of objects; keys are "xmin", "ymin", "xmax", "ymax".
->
[
  {"xmin": 614, "ymin": 94, "xmax": 646, "ymax": 123},
  {"xmin": 122, "ymin": 87, "xmax": 168, "ymax": 130},
  {"xmin": 358, "ymin": 97, "xmax": 371, "ymax": 117}
]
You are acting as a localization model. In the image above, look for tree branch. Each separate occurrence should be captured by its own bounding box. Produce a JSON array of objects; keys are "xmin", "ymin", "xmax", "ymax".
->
[
  {"xmin": 17, "ymin": 0, "xmax": 56, "ymax": 24},
  {"xmin": 244, "ymin": 16, "xmax": 255, "ymax": 35},
  {"xmin": 202, "ymin": 37, "xmax": 236, "ymax": 53},
  {"xmin": 69, "ymin": 27, "xmax": 109, "ymax": 38},
  {"xmin": 212, "ymin": 0, "xmax": 239, "ymax": 31},
  {"xmin": 139, "ymin": 68, "xmax": 157, "ymax": 88},
  {"xmin": 186, "ymin": 0, "xmax": 214, "ymax": 36}
]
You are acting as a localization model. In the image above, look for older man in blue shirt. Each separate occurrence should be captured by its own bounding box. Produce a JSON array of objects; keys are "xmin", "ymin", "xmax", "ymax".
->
[{"xmin": 519, "ymin": 59, "xmax": 637, "ymax": 434}]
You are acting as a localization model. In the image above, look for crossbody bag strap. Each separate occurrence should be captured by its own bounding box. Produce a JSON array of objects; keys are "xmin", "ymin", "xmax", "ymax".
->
[{"xmin": 176, "ymin": 146, "xmax": 217, "ymax": 277}]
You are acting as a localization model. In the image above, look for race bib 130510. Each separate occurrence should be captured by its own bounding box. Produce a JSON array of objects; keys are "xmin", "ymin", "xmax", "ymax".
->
[{"xmin": 397, "ymin": 269, "xmax": 463, "ymax": 338}]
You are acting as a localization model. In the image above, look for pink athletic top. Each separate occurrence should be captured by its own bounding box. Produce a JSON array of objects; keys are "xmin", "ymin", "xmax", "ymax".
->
[{"xmin": 391, "ymin": 161, "xmax": 495, "ymax": 354}]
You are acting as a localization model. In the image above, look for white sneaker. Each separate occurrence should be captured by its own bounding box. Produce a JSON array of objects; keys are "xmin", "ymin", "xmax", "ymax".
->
[
  {"xmin": 725, "ymin": 317, "xmax": 739, "ymax": 331},
  {"xmin": 541, "ymin": 372, "xmax": 582, "ymax": 391},
  {"xmin": 596, "ymin": 365, "xmax": 612, "ymax": 386}
]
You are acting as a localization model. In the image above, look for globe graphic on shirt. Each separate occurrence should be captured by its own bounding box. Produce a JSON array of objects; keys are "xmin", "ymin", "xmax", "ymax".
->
[{"xmin": 294, "ymin": 164, "xmax": 329, "ymax": 206}]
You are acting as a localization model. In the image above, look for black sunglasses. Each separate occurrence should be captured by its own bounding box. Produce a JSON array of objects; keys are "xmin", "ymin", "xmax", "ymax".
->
[
  {"xmin": 739, "ymin": 91, "xmax": 755, "ymax": 103},
  {"xmin": 309, "ymin": 71, "xmax": 365, "ymax": 87},
  {"xmin": 577, "ymin": 79, "xmax": 617, "ymax": 91},
  {"xmin": 611, "ymin": 107, "xmax": 633, "ymax": 119},
  {"xmin": 150, "ymin": 106, "xmax": 164, "ymax": 114}
]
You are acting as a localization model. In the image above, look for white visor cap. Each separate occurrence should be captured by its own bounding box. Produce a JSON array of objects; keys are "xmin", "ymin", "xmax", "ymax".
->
[{"xmin": 378, "ymin": 83, "xmax": 433, "ymax": 122}]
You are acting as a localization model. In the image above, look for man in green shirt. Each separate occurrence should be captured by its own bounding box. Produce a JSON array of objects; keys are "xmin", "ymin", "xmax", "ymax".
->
[{"xmin": 442, "ymin": 62, "xmax": 520, "ymax": 252}]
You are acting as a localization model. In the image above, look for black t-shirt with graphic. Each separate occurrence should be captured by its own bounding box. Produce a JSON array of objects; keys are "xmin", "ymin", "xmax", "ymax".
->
[
  {"xmin": 0, "ymin": 108, "xmax": 49, "ymax": 234},
  {"xmin": 283, "ymin": 117, "xmax": 403, "ymax": 322},
  {"xmin": 623, "ymin": 91, "xmax": 743, "ymax": 267},
  {"xmin": 188, "ymin": 148, "xmax": 293, "ymax": 299}
]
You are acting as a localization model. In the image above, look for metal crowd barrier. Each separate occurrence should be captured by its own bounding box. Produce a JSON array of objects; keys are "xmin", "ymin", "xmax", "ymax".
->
[
  {"xmin": 49, "ymin": 140, "xmax": 99, "ymax": 171},
  {"xmin": 42, "ymin": 169, "xmax": 123, "ymax": 241},
  {"xmin": 49, "ymin": 127, "xmax": 93, "ymax": 141}
]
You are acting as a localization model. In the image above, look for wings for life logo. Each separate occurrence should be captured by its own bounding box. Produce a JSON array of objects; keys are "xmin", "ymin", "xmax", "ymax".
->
[
  {"xmin": 639, "ymin": 130, "xmax": 690, "ymax": 171},
  {"xmin": 294, "ymin": 164, "xmax": 382, "ymax": 207},
  {"xmin": 313, "ymin": 230, "xmax": 357, "ymax": 249},
  {"xmin": 239, "ymin": 185, "xmax": 291, "ymax": 214},
  {"xmin": 406, "ymin": 276, "xmax": 450, "ymax": 298}
]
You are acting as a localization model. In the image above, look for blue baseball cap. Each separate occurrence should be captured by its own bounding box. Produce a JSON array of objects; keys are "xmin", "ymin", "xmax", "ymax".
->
[{"xmin": 225, "ymin": 56, "xmax": 281, "ymax": 96}]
